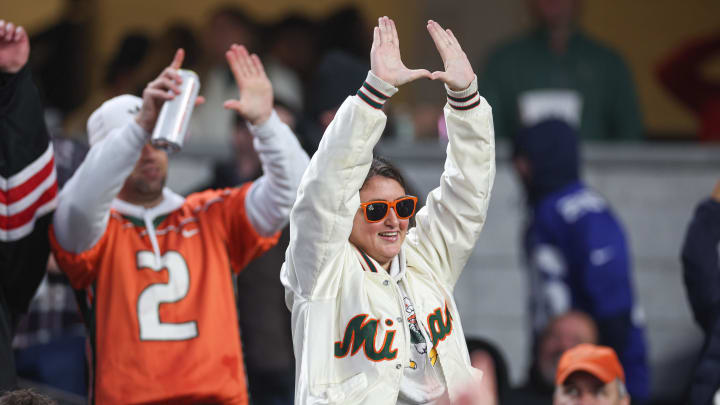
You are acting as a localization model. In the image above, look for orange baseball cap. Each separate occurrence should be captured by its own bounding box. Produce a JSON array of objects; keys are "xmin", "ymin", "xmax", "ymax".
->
[{"xmin": 556, "ymin": 343, "xmax": 625, "ymax": 385}]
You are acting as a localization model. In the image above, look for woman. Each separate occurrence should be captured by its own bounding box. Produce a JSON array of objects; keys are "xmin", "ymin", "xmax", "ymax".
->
[{"xmin": 281, "ymin": 17, "xmax": 495, "ymax": 404}]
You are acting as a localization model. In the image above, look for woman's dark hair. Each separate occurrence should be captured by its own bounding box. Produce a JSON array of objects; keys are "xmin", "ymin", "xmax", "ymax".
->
[
  {"xmin": 363, "ymin": 155, "xmax": 407, "ymax": 191},
  {"xmin": 362, "ymin": 156, "xmax": 416, "ymax": 227}
]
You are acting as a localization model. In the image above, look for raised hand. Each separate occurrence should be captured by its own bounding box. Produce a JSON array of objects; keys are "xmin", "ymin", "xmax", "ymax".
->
[
  {"xmin": 371, "ymin": 16, "xmax": 431, "ymax": 87},
  {"xmin": 0, "ymin": 20, "xmax": 29, "ymax": 74},
  {"xmin": 135, "ymin": 49, "xmax": 185, "ymax": 133},
  {"xmin": 426, "ymin": 20, "xmax": 474, "ymax": 91},
  {"xmin": 223, "ymin": 44, "xmax": 273, "ymax": 126}
]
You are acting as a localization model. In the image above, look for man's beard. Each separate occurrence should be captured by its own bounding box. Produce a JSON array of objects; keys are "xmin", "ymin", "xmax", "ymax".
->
[{"xmin": 132, "ymin": 176, "xmax": 166, "ymax": 200}]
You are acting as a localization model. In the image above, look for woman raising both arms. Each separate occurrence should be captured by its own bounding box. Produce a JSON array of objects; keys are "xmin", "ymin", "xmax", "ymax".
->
[{"xmin": 281, "ymin": 16, "xmax": 496, "ymax": 405}]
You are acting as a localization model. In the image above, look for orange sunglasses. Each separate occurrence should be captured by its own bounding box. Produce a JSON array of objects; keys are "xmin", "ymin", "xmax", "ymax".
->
[{"xmin": 359, "ymin": 196, "xmax": 418, "ymax": 223}]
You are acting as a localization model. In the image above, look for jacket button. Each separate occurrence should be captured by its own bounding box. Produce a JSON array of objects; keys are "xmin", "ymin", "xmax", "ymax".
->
[
  {"xmin": 383, "ymin": 280, "xmax": 390, "ymax": 286},
  {"xmin": 396, "ymin": 317, "xmax": 402, "ymax": 323},
  {"xmin": 396, "ymin": 364, "xmax": 402, "ymax": 369}
]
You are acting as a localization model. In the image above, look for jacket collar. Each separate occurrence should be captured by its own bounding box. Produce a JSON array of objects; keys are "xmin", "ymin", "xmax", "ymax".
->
[
  {"xmin": 352, "ymin": 245, "xmax": 407, "ymax": 281},
  {"xmin": 388, "ymin": 249, "xmax": 406, "ymax": 282}
]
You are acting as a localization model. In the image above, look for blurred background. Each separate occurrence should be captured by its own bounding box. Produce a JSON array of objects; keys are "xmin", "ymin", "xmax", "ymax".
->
[
  {"xmin": 4, "ymin": 0, "xmax": 720, "ymax": 404},
  {"xmin": 5, "ymin": 0, "xmax": 720, "ymax": 138}
]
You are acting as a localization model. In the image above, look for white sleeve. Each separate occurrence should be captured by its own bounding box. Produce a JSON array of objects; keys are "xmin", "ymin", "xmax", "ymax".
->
[
  {"xmin": 283, "ymin": 71, "xmax": 398, "ymax": 300},
  {"xmin": 244, "ymin": 110, "xmax": 310, "ymax": 237},
  {"xmin": 52, "ymin": 122, "xmax": 148, "ymax": 253},
  {"xmin": 406, "ymin": 76, "xmax": 496, "ymax": 288}
]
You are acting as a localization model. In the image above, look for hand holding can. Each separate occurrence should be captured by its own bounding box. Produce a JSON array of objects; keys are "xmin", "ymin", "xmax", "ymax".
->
[
  {"xmin": 151, "ymin": 69, "xmax": 200, "ymax": 152},
  {"xmin": 135, "ymin": 49, "xmax": 203, "ymax": 152}
]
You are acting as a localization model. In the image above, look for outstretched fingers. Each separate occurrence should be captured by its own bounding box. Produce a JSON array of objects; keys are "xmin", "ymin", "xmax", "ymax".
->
[
  {"xmin": 378, "ymin": 16, "xmax": 387, "ymax": 45},
  {"xmin": 369, "ymin": 16, "xmax": 433, "ymax": 86},
  {"xmin": 371, "ymin": 26, "xmax": 380, "ymax": 50},
  {"xmin": 234, "ymin": 45, "xmax": 249, "ymax": 75},
  {"xmin": 0, "ymin": 21, "xmax": 26, "ymax": 43},
  {"xmin": 430, "ymin": 20, "xmax": 461, "ymax": 61},
  {"xmin": 226, "ymin": 44, "xmax": 267, "ymax": 84},
  {"xmin": 389, "ymin": 17, "xmax": 400, "ymax": 47},
  {"xmin": 3, "ymin": 22, "xmax": 15, "ymax": 42},
  {"xmin": 239, "ymin": 46, "xmax": 257, "ymax": 76},
  {"xmin": 222, "ymin": 43, "xmax": 273, "ymax": 124},
  {"xmin": 426, "ymin": 20, "xmax": 474, "ymax": 90},
  {"xmin": 226, "ymin": 44, "xmax": 248, "ymax": 85},
  {"xmin": 225, "ymin": 49, "xmax": 240, "ymax": 80},
  {"xmin": 245, "ymin": 52, "xmax": 259, "ymax": 76},
  {"xmin": 240, "ymin": 45, "xmax": 259, "ymax": 76},
  {"xmin": 170, "ymin": 48, "xmax": 184, "ymax": 70},
  {"xmin": 250, "ymin": 53, "xmax": 266, "ymax": 77},
  {"xmin": 13, "ymin": 26, "xmax": 25, "ymax": 42},
  {"xmin": 446, "ymin": 28, "xmax": 460, "ymax": 47}
]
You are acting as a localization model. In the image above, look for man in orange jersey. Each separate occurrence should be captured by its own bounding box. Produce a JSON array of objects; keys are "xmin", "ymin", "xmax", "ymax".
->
[{"xmin": 49, "ymin": 44, "xmax": 309, "ymax": 404}]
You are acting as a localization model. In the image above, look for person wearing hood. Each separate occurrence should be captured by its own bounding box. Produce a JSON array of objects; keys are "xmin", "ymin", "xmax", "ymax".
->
[
  {"xmin": 49, "ymin": 45, "xmax": 309, "ymax": 404},
  {"xmin": 512, "ymin": 119, "xmax": 649, "ymax": 403}
]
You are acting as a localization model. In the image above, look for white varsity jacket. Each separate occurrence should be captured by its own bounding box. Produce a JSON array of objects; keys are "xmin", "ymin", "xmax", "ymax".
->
[{"xmin": 281, "ymin": 72, "xmax": 496, "ymax": 405}]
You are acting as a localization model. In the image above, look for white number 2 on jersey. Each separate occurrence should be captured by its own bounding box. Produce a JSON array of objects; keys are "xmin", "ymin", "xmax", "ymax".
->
[{"xmin": 136, "ymin": 251, "xmax": 198, "ymax": 341}]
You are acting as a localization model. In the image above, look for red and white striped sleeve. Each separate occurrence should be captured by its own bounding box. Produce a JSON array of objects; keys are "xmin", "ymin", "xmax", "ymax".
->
[{"xmin": 0, "ymin": 142, "xmax": 58, "ymax": 242}]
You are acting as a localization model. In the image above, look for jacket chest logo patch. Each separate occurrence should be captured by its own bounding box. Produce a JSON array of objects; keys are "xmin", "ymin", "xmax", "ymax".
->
[
  {"xmin": 334, "ymin": 314, "xmax": 398, "ymax": 361},
  {"xmin": 427, "ymin": 303, "xmax": 453, "ymax": 349}
]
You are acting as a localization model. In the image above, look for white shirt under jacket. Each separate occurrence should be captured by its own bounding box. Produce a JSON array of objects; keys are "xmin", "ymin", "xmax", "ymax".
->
[{"xmin": 281, "ymin": 71, "xmax": 496, "ymax": 405}]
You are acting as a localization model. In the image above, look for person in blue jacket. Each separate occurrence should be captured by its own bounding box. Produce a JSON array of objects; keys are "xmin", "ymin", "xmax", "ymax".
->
[
  {"xmin": 681, "ymin": 181, "xmax": 720, "ymax": 405},
  {"xmin": 512, "ymin": 119, "xmax": 649, "ymax": 403}
]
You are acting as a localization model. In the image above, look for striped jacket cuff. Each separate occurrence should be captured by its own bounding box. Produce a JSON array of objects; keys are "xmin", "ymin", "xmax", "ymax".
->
[
  {"xmin": 1, "ymin": 143, "xmax": 58, "ymax": 241},
  {"xmin": 356, "ymin": 71, "xmax": 398, "ymax": 109},
  {"xmin": 446, "ymin": 75, "xmax": 481, "ymax": 111}
]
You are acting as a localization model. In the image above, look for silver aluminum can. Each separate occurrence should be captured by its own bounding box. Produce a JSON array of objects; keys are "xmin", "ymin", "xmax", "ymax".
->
[{"xmin": 151, "ymin": 69, "xmax": 200, "ymax": 153}]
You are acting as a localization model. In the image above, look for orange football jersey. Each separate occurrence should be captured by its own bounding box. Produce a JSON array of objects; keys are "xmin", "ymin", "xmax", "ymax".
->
[{"xmin": 50, "ymin": 185, "xmax": 279, "ymax": 404}]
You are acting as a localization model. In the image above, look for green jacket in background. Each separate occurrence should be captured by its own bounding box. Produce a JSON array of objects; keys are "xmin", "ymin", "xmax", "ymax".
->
[{"xmin": 479, "ymin": 27, "xmax": 643, "ymax": 141}]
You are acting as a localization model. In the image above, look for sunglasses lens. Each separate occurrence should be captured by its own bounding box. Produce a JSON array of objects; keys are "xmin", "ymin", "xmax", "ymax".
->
[
  {"xmin": 365, "ymin": 202, "xmax": 389, "ymax": 222},
  {"xmin": 395, "ymin": 198, "xmax": 416, "ymax": 218}
]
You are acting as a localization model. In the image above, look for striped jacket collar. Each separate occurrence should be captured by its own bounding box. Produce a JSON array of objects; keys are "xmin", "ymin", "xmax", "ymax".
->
[{"xmin": 352, "ymin": 245, "xmax": 407, "ymax": 281}]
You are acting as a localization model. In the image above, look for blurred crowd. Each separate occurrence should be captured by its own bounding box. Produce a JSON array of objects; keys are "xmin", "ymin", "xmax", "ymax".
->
[
  {"xmin": 33, "ymin": 3, "xmax": 380, "ymax": 154},
  {"xmin": 2, "ymin": 0, "xmax": 720, "ymax": 404},
  {"xmin": 24, "ymin": 1, "xmax": 720, "ymax": 147}
]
